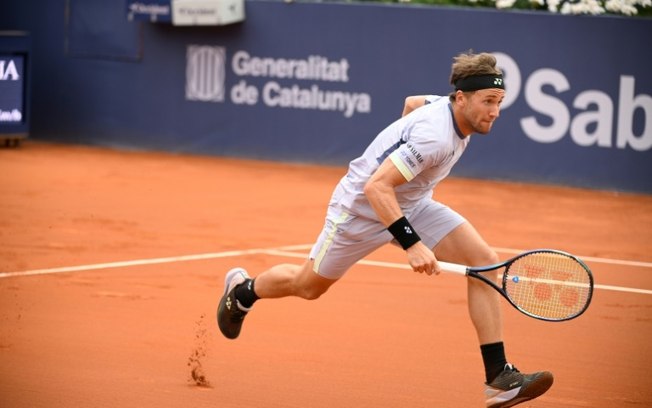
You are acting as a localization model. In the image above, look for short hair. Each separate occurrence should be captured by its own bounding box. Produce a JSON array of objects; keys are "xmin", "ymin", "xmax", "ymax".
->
[{"xmin": 448, "ymin": 51, "xmax": 502, "ymax": 101}]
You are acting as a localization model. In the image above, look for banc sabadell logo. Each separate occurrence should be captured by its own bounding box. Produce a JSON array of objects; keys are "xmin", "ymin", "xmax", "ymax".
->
[
  {"xmin": 494, "ymin": 52, "xmax": 651, "ymax": 152},
  {"xmin": 185, "ymin": 45, "xmax": 651, "ymax": 151}
]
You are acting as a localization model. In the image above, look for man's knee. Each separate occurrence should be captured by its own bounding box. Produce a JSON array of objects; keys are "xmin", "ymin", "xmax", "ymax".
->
[
  {"xmin": 298, "ymin": 284, "xmax": 328, "ymax": 300},
  {"xmin": 295, "ymin": 262, "xmax": 336, "ymax": 300},
  {"xmin": 483, "ymin": 250, "xmax": 500, "ymax": 267}
]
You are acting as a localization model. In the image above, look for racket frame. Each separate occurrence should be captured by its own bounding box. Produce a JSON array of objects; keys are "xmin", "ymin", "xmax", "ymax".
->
[{"xmin": 439, "ymin": 249, "xmax": 594, "ymax": 322}]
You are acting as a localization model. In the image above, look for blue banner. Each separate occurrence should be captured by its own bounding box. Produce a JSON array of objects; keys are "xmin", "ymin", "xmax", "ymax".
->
[
  {"xmin": 4, "ymin": 1, "xmax": 652, "ymax": 192},
  {"xmin": 0, "ymin": 30, "xmax": 30, "ymax": 137},
  {"xmin": 0, "ymin": 54, "xmax": 24, "ymax": 125}
]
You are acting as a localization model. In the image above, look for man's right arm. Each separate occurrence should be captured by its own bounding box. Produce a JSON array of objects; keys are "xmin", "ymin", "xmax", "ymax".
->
[{"xmin": 363, "ymin": 158, "xmax": 440, "ymax": 276}]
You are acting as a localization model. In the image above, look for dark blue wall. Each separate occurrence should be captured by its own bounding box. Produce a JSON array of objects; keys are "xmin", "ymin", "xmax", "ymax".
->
[{"xmin": 2, "ymin": 0, "xmax": 651, "ymax": 193}]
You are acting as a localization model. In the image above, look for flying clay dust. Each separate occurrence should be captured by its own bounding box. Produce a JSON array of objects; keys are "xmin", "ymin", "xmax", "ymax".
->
[{"xmin": 187, "ymin": 313, "xmax": 212, "ymax": 388}]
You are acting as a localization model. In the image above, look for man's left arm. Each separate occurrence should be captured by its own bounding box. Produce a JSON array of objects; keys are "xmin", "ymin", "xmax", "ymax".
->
[{"xmin": 401, "ymin": 95, "xmax": 430, "ymax": 117}]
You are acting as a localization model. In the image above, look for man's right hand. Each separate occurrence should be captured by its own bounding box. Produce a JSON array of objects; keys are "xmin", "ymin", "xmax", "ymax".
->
[{"xmin": 406, "ymin": 241, "xmax": 441, "ymax": 276}]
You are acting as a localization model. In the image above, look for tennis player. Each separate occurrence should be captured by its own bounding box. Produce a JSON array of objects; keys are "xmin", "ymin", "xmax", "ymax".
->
[{"xmin": 218, "ymin": 51, "xmax": 553, "ymax": 408}]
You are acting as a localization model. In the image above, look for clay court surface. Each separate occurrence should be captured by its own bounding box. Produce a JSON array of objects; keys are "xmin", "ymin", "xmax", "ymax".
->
[{"xmin": 1, "ymin": 141, "xmax": 651, "ymax": 407}]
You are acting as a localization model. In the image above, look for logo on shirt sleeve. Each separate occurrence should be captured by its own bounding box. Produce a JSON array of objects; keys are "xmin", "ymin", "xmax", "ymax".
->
[{"xmin": 406, "ymin": 143, "xmax": 424, "ymax": 164}]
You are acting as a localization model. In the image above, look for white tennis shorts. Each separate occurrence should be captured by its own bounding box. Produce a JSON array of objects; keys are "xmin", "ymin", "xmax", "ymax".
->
[{"xmin": 309, "ymin": 199, "xmax": 466, "ymax": 279}]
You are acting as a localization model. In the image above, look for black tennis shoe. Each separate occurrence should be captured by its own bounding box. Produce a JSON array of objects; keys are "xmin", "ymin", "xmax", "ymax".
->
[
  {"xmin": 217, "ymin": 268, "xmax": 252, "ymax": 339},
  {"xmin": 485, "ymin": 363, "xmax": 554, "ymax": 408}
]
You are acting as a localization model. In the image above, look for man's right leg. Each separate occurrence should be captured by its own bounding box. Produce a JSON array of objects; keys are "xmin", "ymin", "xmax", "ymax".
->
[
  {"xmin": 433, "ymin": 222, "xmax": 502, "ymax": 345},
  {"xmin": 434, "ymin": 221, "xmax": 553, "ymax": 407}
]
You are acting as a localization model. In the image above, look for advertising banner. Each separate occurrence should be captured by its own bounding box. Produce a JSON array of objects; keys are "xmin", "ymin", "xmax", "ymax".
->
[
  {"xmin": 0, "ymin": 54, "xmax": 24, "ymax": 125},
  {"xmin": 172, "ymin": 0, "xmax": 245, "ymax": 26},
  {"xmin": 126, "ymin": 0, "xmax": 172, "ymax": 22},
  {"xmin": 159, "ymin": 3, "xmax": 651, "ymax": 192},
  {"xmin": 7, "ymin": 1, "xmax": 652, "ymax": 192},
  {"xmin": 0, "ymin": 31, "xmax": 29, "ymax": 140}
]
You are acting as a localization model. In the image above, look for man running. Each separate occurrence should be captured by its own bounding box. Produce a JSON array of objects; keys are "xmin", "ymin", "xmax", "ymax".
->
[{"xmin": 217, "ymin": 51, "xmax": 553, "ymax": 408}]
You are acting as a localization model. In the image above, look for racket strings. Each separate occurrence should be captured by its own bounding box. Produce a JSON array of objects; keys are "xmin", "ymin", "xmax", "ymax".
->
[{"xmin": 504, "ymin": 252, "xmax": 592, "ymax": 320}]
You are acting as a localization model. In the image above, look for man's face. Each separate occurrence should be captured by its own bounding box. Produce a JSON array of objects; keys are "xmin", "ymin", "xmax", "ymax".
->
[{"xmin": 461, "ymin": 88, "xmax": 505, "ymax": 135}]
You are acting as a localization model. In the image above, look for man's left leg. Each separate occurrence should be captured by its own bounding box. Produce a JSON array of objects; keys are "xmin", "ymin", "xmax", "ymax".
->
[{"xmin": 217, "ymin": 260, "xmax": 337, "ymax": 339}]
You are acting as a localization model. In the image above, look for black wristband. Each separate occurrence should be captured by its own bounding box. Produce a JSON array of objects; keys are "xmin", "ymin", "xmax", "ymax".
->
[{"xmin": 387, "ymin": 216, "xmax": 421, "ymax": 250}]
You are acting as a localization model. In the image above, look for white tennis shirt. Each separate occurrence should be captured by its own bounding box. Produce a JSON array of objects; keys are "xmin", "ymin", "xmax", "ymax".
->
[{"xmin": 329, "ymin": 95, "xmax": 470, "ymax": 220}]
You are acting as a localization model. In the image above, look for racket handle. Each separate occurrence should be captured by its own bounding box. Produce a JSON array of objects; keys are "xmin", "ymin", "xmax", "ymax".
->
[{"xmin": 438, "ymin": 261, "xmax": 468, "ymax": 276}]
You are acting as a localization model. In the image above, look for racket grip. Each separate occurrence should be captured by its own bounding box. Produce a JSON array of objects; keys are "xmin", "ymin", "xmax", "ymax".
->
[{"xmin": 438, "ymin": 261, "xmax": 468, "ymax": 276}]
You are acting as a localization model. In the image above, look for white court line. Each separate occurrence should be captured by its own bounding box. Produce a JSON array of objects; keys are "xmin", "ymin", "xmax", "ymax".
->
[
  {"xmin": 261, "ymin": 249, "xmax": 652, "ymax": 296},
  {"xmin": 0, "ymin": 248, "xmax": 268, "ymax": 279},
  {"xmin": 278, "ymin": 245, "xmax": 652, "ymax": 269},
  {"xmin": 492, "ymin": 247, "xmax": 652, "ymax": 269},
  {"xmin": 1, "ymin": 245, "xmax": 651, "ymax": 296}
]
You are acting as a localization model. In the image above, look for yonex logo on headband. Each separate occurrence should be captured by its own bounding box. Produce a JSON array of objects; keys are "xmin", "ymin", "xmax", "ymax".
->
[{"xmin": 454, "ymin": 75, "xmax": 505, "ymax": 92}]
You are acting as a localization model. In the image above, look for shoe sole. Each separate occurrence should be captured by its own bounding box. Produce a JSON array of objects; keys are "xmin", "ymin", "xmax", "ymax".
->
[
  {"xmin": 217, "ymin": 268, "xmax": 248, "ymax": 340},
  {"xmin": 216, "ymin": 294, "xmax": 237, "ymax": 339},
  {"xmin": 491, "ymin": 372, "xmax": 554, "ymax": 408}
]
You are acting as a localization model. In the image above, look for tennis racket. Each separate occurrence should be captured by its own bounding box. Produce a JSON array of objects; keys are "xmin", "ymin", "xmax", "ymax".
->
[{"xmin": 439, "ymin": 249, "xmax": 594, "ymax": 322}]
